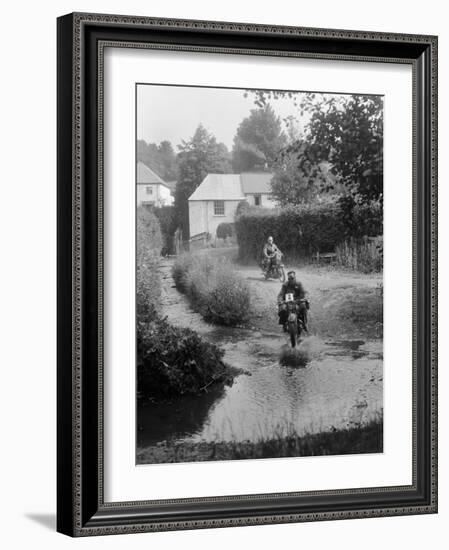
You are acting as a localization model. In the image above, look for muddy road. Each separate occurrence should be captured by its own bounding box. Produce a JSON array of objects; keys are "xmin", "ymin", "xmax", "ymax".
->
[{"xmin": 137, "ymin": 251, "xmax": 383, "ymax": 449}]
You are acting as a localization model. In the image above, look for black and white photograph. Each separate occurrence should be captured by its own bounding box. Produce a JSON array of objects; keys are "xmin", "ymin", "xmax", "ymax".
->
[
  {"xmin": 136, "ymin": 83, "xmax": 384, "ymax": 465},
  {"xmin": 1, "ymin": 0, "xmax": 443, "ymax": 544}
]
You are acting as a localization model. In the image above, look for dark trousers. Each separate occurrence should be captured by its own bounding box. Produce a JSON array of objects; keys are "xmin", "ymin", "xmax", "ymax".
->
[{"xmin": 263, "ymin": 256, "xmax": 277, "ymax": 269}]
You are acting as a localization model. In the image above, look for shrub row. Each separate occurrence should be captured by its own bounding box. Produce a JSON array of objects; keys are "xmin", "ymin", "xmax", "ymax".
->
[
  {"xmin": 172, "ymin": 254, "xmax": 251, "ymax": 326},
  {"xmin": 136, "ymin": 208, "xmax": 233, "ymax": 401},
  {"xmin": 235, "ymin": 201, "xmax": 382, "ymax": 262}
]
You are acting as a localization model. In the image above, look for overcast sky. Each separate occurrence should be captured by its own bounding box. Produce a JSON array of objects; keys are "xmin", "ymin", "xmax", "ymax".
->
[{"xmin": 136, "ymin": 84, "xmax": 307, "ymax": 150}]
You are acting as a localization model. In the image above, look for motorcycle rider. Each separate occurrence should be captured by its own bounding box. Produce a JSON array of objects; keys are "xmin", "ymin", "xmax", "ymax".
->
[
  {"xmin": 277, "ymin": 270, "xmax": 309, "ymax": 332},
  {"xmin": 262, "ymin": 236, "xmax": 282, "ymax": 272}
]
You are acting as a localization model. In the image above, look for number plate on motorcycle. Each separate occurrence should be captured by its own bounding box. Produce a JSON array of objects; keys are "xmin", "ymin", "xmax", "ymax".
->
[{"xmin": 285, "ymin": 293, "xmax": 295, "ymax": 302}]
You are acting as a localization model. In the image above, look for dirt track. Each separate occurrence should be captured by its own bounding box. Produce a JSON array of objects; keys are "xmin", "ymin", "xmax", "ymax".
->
[{"xmin": 200, "ymin": 248, "xmax": 383, "ymax": 340}]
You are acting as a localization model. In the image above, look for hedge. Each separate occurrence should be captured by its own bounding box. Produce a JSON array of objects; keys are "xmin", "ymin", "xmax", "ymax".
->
[
  {"xmin": 137, "ymin": 206, "xmax": 163, "ymax": 308},
  {"xmin": 235, "ymin": 201, "xmax": 382, "ymax": 262}
]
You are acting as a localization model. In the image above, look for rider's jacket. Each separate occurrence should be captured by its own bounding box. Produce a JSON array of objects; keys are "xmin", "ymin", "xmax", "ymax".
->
[
  {"xmin": 263, "ymin": 242, "xmax": 281, "ymax": 258},
  {"xmin": 277, "ymin": 281, "xmax": 305, "ymax": 304}
]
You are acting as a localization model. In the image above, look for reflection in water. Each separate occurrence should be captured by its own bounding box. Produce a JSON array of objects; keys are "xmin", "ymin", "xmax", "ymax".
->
[
  {"xmin": 137, "ymin": 383, "xmax": 227, "ymax": 448},
  {"xmin": 137, "ymin": 263, "xmax": 383, "ymax": 451}
]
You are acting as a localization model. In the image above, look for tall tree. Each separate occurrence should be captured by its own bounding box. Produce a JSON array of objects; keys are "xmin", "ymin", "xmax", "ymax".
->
[
  {"xmin": 299, "ymin": 93, "xmax": 383, "ymax": 203},
  {"xmin": 174, "ymin": 125, "xmax": 232, "ymax": 238},
  {"xmin": 248, "ymin": 91, "xmax": 383, "ymax": 204},
  {"xmin": 137, "ymin": 139, "xmax": 178, "ymax": 181},
  {"xmin": 232, "ymin": 105, "xmax": 286, "ymax": 172},
  {"xmin": 157, "ymin": 140, "xmax": 178, "ymax": 181},
  {"xmin": 270, "ymin": 141, "xmax": 333, "ymax": 206}
]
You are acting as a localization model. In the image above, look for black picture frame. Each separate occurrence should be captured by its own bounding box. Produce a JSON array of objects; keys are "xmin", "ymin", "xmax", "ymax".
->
[{"xmin": 57, "ymin": 12, "xmax": 438, "ymax": 537}]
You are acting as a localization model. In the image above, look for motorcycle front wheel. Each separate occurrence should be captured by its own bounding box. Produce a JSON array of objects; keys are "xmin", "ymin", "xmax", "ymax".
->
[
  {"xmin": 288, "ymin": 321, "xmax": 297, "ymax": 348},
  {"xmin": 278, "ymin": 266, "xmax": 286, "ymax": 283}
]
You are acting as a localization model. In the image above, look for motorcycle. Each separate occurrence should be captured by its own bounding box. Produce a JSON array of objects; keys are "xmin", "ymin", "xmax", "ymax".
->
[
  {"xmin": 262, "ymin": 253, "xmax": 286, "ymax": 282},
  {"xmin": 282, "ymin": 295, "xmax": 309, "ymax": 348}
]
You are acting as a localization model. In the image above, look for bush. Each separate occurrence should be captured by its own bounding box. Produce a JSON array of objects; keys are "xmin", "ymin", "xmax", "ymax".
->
[
  {"xmin": 137, "ymin": 305, "xmax": 231, "ymax": 401},
  {"xmin": 216, "ymin": 222, "xmax": 234, "ymax": 240},
  {"xmin": 204, "ymin": 270, "xmax": 251, "ymax": 325},
  {"xmin": 235, "ymin": 201, "xmax": 382, "ymax": 262},
  {"xmin": 172, "ymin": 254, "xmax": 251, "ymax": 326}
]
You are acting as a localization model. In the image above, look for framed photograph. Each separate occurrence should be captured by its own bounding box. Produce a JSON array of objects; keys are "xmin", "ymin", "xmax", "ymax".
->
[{"xmin": 57, "ymin": 12, "xmax": 438, "ymax": 536}]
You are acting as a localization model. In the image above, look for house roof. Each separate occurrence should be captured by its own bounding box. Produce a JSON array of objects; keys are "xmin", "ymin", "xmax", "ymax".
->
[
  {"xmin": 188, "ymin": 172, "xmax": 274, "ymax": 201},
  {"xmin": 137, "ymin": 161, "xmax": 170, "ymax": 188},
  {"xmin": 188, "ymin": 174, "xmax": 245, "ymax": 201},
  {"xmin": 240, "ymin": 172, "xmax": 273, "ymax": 194}
]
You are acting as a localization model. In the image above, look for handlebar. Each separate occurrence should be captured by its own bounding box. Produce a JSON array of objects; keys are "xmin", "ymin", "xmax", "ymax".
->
[{"xmin": 279, "ymin": 298, "xmax": 309, "ymax": 305}]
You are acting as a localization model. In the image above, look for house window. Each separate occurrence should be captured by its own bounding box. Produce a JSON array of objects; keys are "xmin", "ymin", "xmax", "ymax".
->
[
  {"xmin": 254, "ymin": 194, "xmax": 262, "ymax": 206},
  {"xmin": 214, "ymin": 201, "xmax": 225, "ymax": 216},
  {"xmin": 146, "ymin": 186, "xmax": 153, "ymax": 195}
]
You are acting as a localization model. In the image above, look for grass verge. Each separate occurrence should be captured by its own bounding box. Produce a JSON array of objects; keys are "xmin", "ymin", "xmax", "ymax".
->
[{"xmin": 137, "ymin": 418, "xmax": 383, "ymax": 464}]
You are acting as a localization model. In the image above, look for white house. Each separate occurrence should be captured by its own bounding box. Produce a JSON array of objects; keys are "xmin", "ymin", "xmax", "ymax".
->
[
  {"xmin": 188, "ymin": 172, "xmax": 275, "ymax": 239},
  {"xmin": 136, "ymin": 161, "xmax": 174, "ymax": 207},
  {"xmin": 240, "ymin": 172, "xmax": 277, "ymax": 208}
]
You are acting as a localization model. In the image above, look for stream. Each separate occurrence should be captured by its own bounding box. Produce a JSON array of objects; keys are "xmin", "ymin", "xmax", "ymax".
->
[{"xmin": 137, "ymin": 261, "xmax": 383, "ymax": 449}]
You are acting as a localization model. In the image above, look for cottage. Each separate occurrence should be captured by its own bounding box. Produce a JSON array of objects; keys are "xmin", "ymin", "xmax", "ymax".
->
[
  {"xmin": 241, "ymin": 172, "xmax": 277, "ymax": 208},
  {"xmin": 188, "ymin": 172, "xmax": 275, "ymax": 239},
  {"xmin": 136, "ymin": 161, "xmax": 174, "ymax": 207}
]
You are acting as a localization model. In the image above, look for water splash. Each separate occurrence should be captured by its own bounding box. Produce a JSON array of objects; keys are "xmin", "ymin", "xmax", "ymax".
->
[
  {"xmin": 297, "ymin": 335, "xmax": 323, "ymax": 355},
  {"xmin": 279, "ymin": 346, "xmax": 310, "ymax": 367}
]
